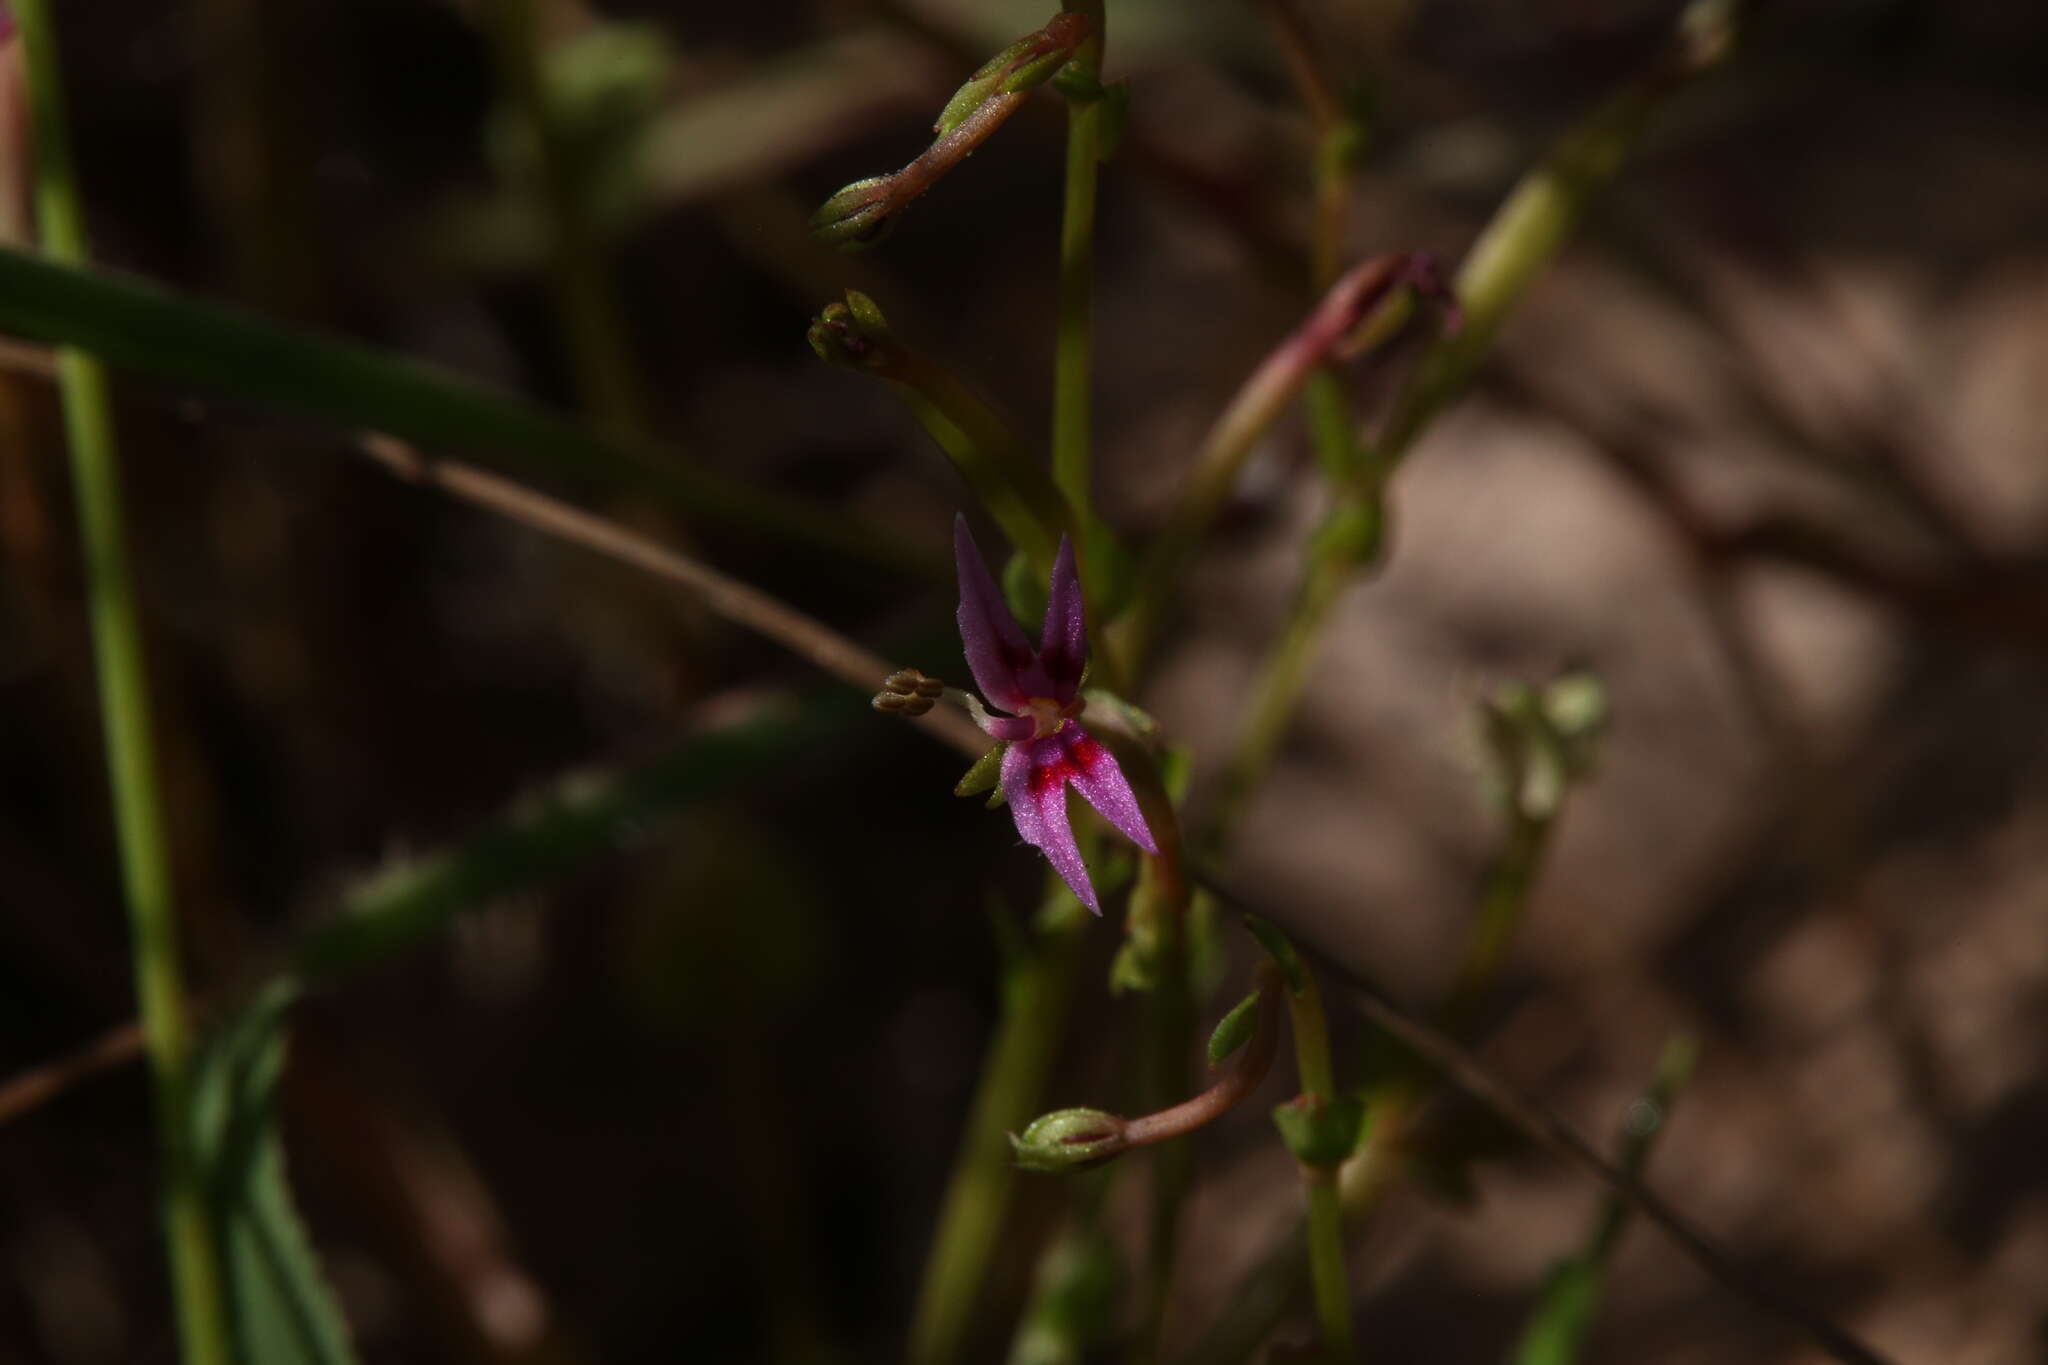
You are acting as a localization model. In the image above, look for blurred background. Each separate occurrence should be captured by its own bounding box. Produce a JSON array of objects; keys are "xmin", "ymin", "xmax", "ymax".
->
[{"xmin": 1, "ymin": 0, "xmax": 2045, "ymax": 1361}]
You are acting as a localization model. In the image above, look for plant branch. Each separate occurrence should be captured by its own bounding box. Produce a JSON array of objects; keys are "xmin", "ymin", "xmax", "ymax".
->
[
  {"xmin": 1051, "ymin": 0, "xmax": 1105, "ymax": 537},
  {"xmin": 14, "ymin": 3, "xmax": 233, "ymax": 1359},
  {"xmin": 359, "ymin": 435, "xmax": 988, "ymax": 758}
]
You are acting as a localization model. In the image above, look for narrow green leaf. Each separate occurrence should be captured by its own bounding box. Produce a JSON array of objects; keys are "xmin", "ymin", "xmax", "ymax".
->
[
  {"xmin": 190, "ymin": 982, "xmax": 358, "ymax": 1365},
  {"xmin": 1205, "ymin": 990, "xmax": 1262, "ymax": 1067},
  {"xmin": 294, "ymin": 693, "xmax": 847, "ymax": 986},
  {"xmin": 0, "ymin": 246, "xmax": 926, "ymax": 574}
]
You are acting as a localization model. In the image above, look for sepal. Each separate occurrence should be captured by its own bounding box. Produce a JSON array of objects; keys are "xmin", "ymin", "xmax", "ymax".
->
[
  {"xmin": 954, "ymin": 744, "xmax": 1006, "ymax": 798},
  {"xmin": 1272, "ymin": 1092, "xmax": 1367, "ymax": 1169}
]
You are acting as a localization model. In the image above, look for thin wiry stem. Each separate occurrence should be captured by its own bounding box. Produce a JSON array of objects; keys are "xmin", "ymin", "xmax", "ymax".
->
[
  {"xmin": 359, "ymin": 435, "xmax": 988, "ymax": 759},
  {"xmin": 485, "ymin": 0, "xmax": 650, "ymax": 436},
  {"xmin": 0, "ymin": 1017, "xmax": 145, "ymax": 1127},
  {"xmin": 1051, "ymin": 0, "xmax": 1105, "ymax": 536},
  {"xmin": 908, "ymin": 888, "xmax": 1091, "ymax": 1365},
  {"xmin": 13, "ymin": 3, "xmax": 233, "ymax": 1360},
  {"xmin": 1281, "ymin": 965, "xmax": 1356, "ymax": 1362}
]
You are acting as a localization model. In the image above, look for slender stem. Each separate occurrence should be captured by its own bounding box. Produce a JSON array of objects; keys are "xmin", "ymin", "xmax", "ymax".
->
[
  {"xmin": 13, "ymin": 5, "xmax": 233, "ymax": 1362},
  {"xmin": 1120, "ymin": 254, "xmax": 1418, "ymax": 673},
  {"xmin": 1129, "ymin": 832, "xmax": 1195, "ymax": 1363},
  {"xmin": 1260, "ymin": 0, "xmax": 1368, "ymax": 481},
  {"xmin": 909, "ymin": 899, "xmax": 1090, "ymax": 1365},
  {"xmin": 1280, "ymin": 960, "xmax": 1356, "ymax": 1362},
  {"xmin": 485, "ymin": 0, "xmax": 649, "ymax": 435},
  {"xmin": 1120, "ymin": 965, "xmax": 1280, "ymax": 1146},
  {"xmin": 1051, "ymin": 0, "xmax": 1104, "ymax": 535},
  {"xmin": 1303, "ymin": 1172, "xmax": 1355, "ymax": 1362},
  {"xmin": 359, "ymin": 437, "xmax": 990, "ymax": 757},
  {"xmin": 1198, "ymin": 551, "xmax": 1349, "ymax": 860}
]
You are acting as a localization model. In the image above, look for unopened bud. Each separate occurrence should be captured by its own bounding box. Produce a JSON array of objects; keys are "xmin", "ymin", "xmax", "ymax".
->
[
  {"xmin": 1011, "ymin": 1107, "xmax": 1128, "ymax": 1173},
  {"xmin": 808, "ymin": 294, "xmax": 905, "ymax": 374},
  {"xmin": 809, "ymin": 175, "xmax": 897, "ymax": 250}
]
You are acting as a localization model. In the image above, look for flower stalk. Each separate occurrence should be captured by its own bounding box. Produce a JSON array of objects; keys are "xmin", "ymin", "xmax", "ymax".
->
[
  {"xmin": 12, "ymin": 4, "xmax": 233, "ymax": 1362},
  {"xmin": 811, "ymin": 11, "xmax": 1093, "ymax": 249},
  {"xmin": 1050, "ymin": 0, "xmax": 1105, "ymax": 534},
  {"xmin": 1119, "ymin": 252, "xmax": 1453, "ymax": 674},
  {"xmin": 485, "ymin": 0, "xmax": 649, "ymax": 435},
  {"xmin": 1010, "ymin": 960, "xmax": 1283, "ymax": 1172},
  {"xmin": 812, "ymin": 295, "xmax": 1071, "ymax": 573},
  {"xmin": 909, "ymin": 890, "xmax": 1093, "ymax": 1365}
]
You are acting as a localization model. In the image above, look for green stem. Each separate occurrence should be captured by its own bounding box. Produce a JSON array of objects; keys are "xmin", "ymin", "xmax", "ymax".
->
[
  {"xmin": 893, "ymin": 350, "xmax": 1071, "ymax": 575},
  {"xmin": 909, "ymin": 897, "xmax": 1090, "ymax": 1365},
  {"xmin": 1199, "ymin": 551, "xmax": 1349, "ymax": 861},
  {"xmin": 1128, "ymin": 842, "xmax": 1193, "ymax": 1362},
  {"xmin": 486, "ymin": 0, "xmax": 650, "ymax": 435},
  {"xmin": 14, "ymin": 5, "xmax": 233, "ymax": 1362},
  {"xmin": 1304, "ymin": 1172, "xmax": 1355, "ymax": 1362},
  {"xmin": 1051, "ymin": 0, "xmax": 1104, "ymax": 536},
  {"xmin": 1120, "ymin": 254, "xmax": 1416, "ymax": 674},
  {"xmin": 1282, "ymin": 961, "xmax": 1355, "ymax": 1362}
]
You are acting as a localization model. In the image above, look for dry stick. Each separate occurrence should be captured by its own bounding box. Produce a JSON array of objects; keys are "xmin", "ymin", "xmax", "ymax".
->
[
  {"xmin": 357, "ymin": 434, "xmax": 989, "ymax": 761},
  {"xmin": 1198, "ymin": 887, "xmax": 1899, "ymax": 1365},
  {"xmin": 0, "ymin": 1017, "xmax": 143, "ymax": 1125}
]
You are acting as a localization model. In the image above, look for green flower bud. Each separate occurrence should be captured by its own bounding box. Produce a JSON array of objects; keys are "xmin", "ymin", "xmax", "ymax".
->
[
  {"xmin": 808, "ymin": 175, "xmax": 897, "ymax": 250},
  {"xmin": 807, "ymin": 294, "xmax": 906, "ymax": 374},
  {"xmin": 1011, "ymin": 1107, "xmax": 1128, "ymax": 1173}
]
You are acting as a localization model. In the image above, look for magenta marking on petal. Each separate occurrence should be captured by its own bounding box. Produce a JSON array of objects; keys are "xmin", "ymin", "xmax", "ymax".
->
[
  {"xmin": 1062, "ymin": 727, "xmax": 1158, "ymax": 855},
  {"xmin": 1038, "ymin": 534, "xmax": 1088, "ymax": 702},
  {"xmin": 954, "ymin": 516, "xmax": 1037, "ymax": 713},
  {"xmin": 1002, "ymin": 737, "xmax": 1101, "ymax": 914}
]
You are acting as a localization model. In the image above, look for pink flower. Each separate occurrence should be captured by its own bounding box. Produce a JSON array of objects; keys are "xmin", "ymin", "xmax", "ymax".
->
[{"xmin": 955, "ymin": 517, "xmax": 1157, "ymax": 913}]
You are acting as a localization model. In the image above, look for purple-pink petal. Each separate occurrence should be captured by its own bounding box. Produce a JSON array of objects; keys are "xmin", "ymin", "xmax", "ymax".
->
[
  {"xmin": 1058, "ymin": 726, "xmax": 1158, "ymax": 855},
  {"xmin": 1001, "ymin": 736, "xmax": 1100, "ymax": 914},
  {"xmin": 979, "ymin": 713, "xmax": 1038, "ymax": 743},
  {"xmin": 1038, "ymin": 535, "xmax": 1087, "ymax": 702},
  {"xmin": 954, "ymin": 516, "xmax": 1046, "ymax": 713}
]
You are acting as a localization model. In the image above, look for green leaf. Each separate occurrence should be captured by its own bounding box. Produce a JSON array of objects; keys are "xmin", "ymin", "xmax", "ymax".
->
[
  {"xmin": 0, "ymin": 246, "xmax": 925, "ymax": 574},
  {"xmin": 1205, "ymin": 990, "xmax": 1262, "ymax": 1067},
  {"xmin": 190, "ymin": 982, "xmax": 359, "ymax": 1365},
  {"xmin": 294, "ymin": 693, "xmax": 845, "ymax": 986},
  {"xmin": 1242, "ymin": 915, "xmax": 1305, "ymax": 995}
]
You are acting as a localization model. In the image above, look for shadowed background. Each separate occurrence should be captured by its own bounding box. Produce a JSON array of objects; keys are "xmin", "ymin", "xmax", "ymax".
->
[{"xmin": 1, "ymin": 1, "xmax": 2045, "ymax": 1362}]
